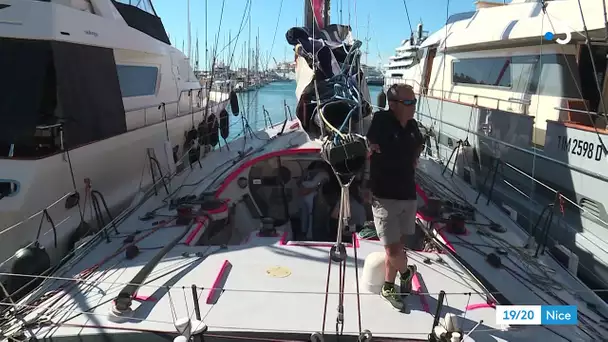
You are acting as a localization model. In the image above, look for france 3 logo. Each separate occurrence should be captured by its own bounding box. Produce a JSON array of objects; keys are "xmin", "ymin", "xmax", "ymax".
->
[{"xmin": 543, "ymin": 17, "xmax": 575, "ymax": 45}]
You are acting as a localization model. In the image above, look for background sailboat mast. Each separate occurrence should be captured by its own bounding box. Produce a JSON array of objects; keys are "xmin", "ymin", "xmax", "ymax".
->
[
  {"xmin": 205, "ymin": 0, "xmax": 208, "ymax": 72},
  {"xmin": 195, "ymin": 33, "xmax": 199, "ymax": 72},
  {"xmin": 247, "ymin": 7, "xmax": 251, "ymax": 87},
  {"xmin": 187, "ymin": 0, "xmax": 191, "ymax": 71},
  {"xmin": 364, "ymin": 14, "xmax": 370, "ymax": 66}
]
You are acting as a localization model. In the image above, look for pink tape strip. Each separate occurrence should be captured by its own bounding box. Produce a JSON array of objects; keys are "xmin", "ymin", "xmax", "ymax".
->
[
  {"xmin": 411, "ymin": 273, "xmax": 430, "ymax": 313},
  {"xmin": 132, "ymin": 293, "xmax": 156, "ymax": 301},
  {"xmin": 184, "ymin": 219, "xmax": 207, "ymax": 246},
  {"xmin": 465, "ymin": 302, "xmax": 496, "ymax": 311},
  {"xmin": 416, "ymin": 213, "xmax": 457, "ymax": 253},
  {"xmin": 206, "ymin": 260, "xmax": 232, "ymax": 304}
]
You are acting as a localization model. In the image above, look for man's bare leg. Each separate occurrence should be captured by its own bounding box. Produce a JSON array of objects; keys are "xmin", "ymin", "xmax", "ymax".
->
[{"xmin": 384, "ymin": 242, "xmax": 407, "ymax": 283}]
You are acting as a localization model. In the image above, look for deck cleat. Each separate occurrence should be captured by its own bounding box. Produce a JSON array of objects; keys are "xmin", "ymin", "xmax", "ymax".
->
[
  {"xmin": 330, "ymin": 243, "xmax": 347, "ymax": 262},
  {"xmin": 358, "ymin": 330, "xmax": 372, "ymax": 341},
  {"xmin": 310, "ymin": 332, "xmax": 324, "ymax": 342}
]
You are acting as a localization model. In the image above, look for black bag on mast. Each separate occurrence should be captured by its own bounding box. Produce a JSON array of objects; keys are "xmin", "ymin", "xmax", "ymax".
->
[{"xmin": 285, "ymin": 0, "xmax": 371, "ymax": 177}]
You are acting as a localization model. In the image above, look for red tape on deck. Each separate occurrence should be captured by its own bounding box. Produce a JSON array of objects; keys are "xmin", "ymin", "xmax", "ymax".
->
[
  {"xmin": 415, "ymin": 184, "xmax": 458, "ymax": 254},
  {"xmin": 184, "ymin": 219, "xmax": 207, "ymax": 246},
  {"xmin": 132, "ymin": 292, "xmax": 156, "ymax": 302},
  {"xmin": 411, "ymin": 273, "xmax": 430, "ymax": 313},
  {"xmin": 206, "ymin": 260, "xmax": 232, "ymax": 305}
]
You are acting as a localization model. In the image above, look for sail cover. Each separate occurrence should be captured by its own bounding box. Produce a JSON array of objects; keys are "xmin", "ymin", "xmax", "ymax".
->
[{"xmin": 285, "ymin": 22, "xmax": 372, "ymax": 140}]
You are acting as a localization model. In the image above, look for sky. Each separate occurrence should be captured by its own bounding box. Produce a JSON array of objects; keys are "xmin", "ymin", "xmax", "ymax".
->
[{"xmin": 153, "ymin": 0, "xmax": 476, "ymax": 70}]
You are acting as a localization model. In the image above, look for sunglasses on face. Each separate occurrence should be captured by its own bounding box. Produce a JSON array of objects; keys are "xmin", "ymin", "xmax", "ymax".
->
[{"xmin": 394, "ymin": 99, "xmax": 417, "ymax": 106}]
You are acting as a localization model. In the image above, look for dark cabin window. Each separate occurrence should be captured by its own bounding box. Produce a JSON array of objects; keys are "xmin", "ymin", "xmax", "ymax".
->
[
  {"xmin": 452, "ymin": 57, "xmax": 512, "ymax": 88},
  {"xmin": 116, "ymin": 65, "xmax": 158, "ymax": 97},
  {"xmin": 115, "ymin": 0, "xmax": 157, "ymax": 15},
  {"xmin": 112, "ymin": 1, "xmax": 171, "ymax": 45},
  {"xmin": 522, "ymin": 54, "xmax": 581, "ymax": 98},
  {"xmin": 0, "ymin": 38, "xmax": 57, "ymax": 158},
  {"xmin": 451, "ymin": 54, "xmax": 582, "ymax": 98},
  {"xmin": 0, "ymin": 39, "xmax": 127, "ymax": 158}
]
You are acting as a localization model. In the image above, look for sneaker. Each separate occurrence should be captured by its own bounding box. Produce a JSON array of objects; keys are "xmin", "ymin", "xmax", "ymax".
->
[
  {"xmin": 400, "ymin": 264, "xmax": 418, "ymax": 296},
  {"xmin": 381, "ymin": 284, "xmax": 404, "ymax": 311}
]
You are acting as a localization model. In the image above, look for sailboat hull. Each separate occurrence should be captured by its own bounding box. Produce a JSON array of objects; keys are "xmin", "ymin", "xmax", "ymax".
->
[{"xmin": 0, "ymin": 100, "xmax": 229, "ymax": 274}]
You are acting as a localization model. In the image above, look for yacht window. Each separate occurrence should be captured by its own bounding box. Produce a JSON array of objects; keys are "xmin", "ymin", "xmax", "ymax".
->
[
  {"xmin": 452, "ymin": 54, "xmax": 581, "ymax": 98},
  {"xmin": 452, "ymin": 57, "xmax": 512, "ymax": 88},
  {"xmin": 0, "ymin": 38, "xmax": 60, "ymax": 158},
  {"xmin": 524, "ymin": 54, "xmax": 581, "ymax": 98},
  {"xmin": 1, "ymin": 39, "xmax": 126, "ymax": 158},
  {"xmin": 115, "ymin": 0, "xmax": 157, "ymax": 16},
  {"xmin": 112, "ymin": 1, "xmax": 170, "ymax": 44},
  {"xmin": 116, "ymin": 65, "xmax": 158, "ymax": 97}
]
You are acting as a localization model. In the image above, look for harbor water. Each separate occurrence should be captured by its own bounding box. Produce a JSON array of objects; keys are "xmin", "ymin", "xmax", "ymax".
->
[{"xmin": 226, "ymin": 81, "xmax": 383, "ymax": 141}]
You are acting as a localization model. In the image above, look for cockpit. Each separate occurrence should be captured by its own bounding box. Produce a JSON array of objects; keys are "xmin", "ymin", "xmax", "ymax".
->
[
  {"xmin": 246, "ymin": 156, "xmax": 367, "ymax": 244},
  {"xmin": 190, "ymin": 151, "xmax": 370, "ymax": 247}
]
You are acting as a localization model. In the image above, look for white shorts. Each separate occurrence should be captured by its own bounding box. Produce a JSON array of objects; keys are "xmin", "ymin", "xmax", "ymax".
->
[{"xmin": 371, "ymin": 197, "xmax": 417, "ymax": 245}]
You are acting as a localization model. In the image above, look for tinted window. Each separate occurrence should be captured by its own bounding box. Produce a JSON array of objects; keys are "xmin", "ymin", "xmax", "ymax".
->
[
  {"xmin": 452, "ymin": 54, "xmax": 581, "ymax": 98},
  {"xmin": 115, "ymin": 0, "xmax": 157, "ymax": 15},
  {"xmin": 116, "ymin": 65, "xmax": 158, "ymax": 97},
  {"xmin": 452, "ymin": 57, "xmax": 512, "ymax": 87},
  {"xmin": 35, "ymin": 331, "xmax": 176, "ymax": 342},
  {"xmin": 523, "ymin": 54, "xmax": 581, "ymax": 98}
]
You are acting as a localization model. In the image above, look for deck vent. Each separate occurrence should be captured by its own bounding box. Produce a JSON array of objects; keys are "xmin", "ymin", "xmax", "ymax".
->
[{"xmin": 580, "ymin": 198, "xmax": 603, "ymax": 219}]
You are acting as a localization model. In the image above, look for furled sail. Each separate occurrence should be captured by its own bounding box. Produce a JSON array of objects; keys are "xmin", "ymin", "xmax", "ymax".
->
[
  {"xmin": 285, "ymin": 0, "xmax": 372, "ymax": 179},
  {"xmin": 285, "ymin": 4, "xmax": 372, "ymax": 141}
]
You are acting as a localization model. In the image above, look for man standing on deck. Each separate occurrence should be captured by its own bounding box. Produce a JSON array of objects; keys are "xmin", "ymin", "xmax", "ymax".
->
[{"xmin": 362, "ymin": 84, "xmax": 424, "ymax": 311}]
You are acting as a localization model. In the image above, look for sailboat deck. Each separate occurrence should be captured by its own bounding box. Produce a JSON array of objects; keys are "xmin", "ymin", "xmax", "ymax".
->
[
  {"xmin": 29, "ymin": 228, "xmax": 510, "ymax": 342},
  {"xmin": 5, "ymin": 122, "xmax": 606, "ymax": 342}
]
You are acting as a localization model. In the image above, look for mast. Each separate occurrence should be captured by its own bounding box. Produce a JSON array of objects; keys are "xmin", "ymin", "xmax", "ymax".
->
[
  {"xmin": 304, "ymin": 0, "xmax": 330, "ymax": 31},
  {"xmin": 187, "ymin": 0, "xmax": 191, "ymax": 68},
  {"xmin": 195, "ymin": 32, "xmax": 199, "ymax": 73},
  {"xmin": 247, "ymin": 7, "xmax": 251, "ymax": 87},
  {"xmin": 364, "ymin": 14, "xmax": 370, "ymax": 66},
  {"xmin": 256, "ymin": 27, "xmax": 259, "ymax": 77},
  {"xmin": 205, "ymin": 0, "xmax": 208, "ymax": 72}
]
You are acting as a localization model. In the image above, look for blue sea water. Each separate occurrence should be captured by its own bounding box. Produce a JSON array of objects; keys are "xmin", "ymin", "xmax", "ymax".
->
[{"xmin": 226, "ymin": 81, "xmax": 383, "ymax": 140}]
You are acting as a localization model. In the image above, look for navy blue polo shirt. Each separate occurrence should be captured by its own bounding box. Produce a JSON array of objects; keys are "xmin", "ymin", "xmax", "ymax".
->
[{"xmin": 366, "ymin": 110, "xmax": 424, "ymax": 200}]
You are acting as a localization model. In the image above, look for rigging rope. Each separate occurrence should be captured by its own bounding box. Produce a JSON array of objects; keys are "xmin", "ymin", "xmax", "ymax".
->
[
  {"xmin": 415, "ymin": 169, "xmax": 607, "ymax": 340},
  {"xmin": 300, "ymin": 9, "xmax": 368, "ymax": 337}
]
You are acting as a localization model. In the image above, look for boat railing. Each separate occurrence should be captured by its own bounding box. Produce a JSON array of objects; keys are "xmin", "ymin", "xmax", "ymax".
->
[
  {"xmin": 553, "ymin": 106, "xmax": 602, "ymax": 116},
  {"xmin": 551, "ymin": 105, "xmax": 608, "ymax": 133},
  {"xmin": 3, "ymin": 87, "xmax": 231, "ymax": 159},
  {"xmin": 422, "ymin": 109, "xmax": 608, "ymax": 239},
  {"xmin": 0, "ymin": 192, "xmax": 73, "ymax": 241},
  {"xmin": 126, "ymin": 87, "xmax": 222, "ymax": 117},
  {"xmin": 384, "ymin": 77, "xmax": 532, "ymax": 111}
]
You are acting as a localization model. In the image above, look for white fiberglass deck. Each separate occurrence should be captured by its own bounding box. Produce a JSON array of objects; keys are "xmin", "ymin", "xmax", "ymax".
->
[
  {"xmin": 20, "ymin": 230, "xmax": 513, "ymax": 341},
  {"xmin": 2, "ymin": 120, "xmax": 606, "ymax": 342}
]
